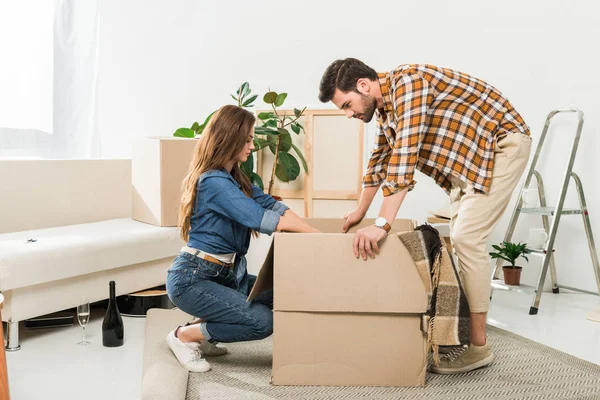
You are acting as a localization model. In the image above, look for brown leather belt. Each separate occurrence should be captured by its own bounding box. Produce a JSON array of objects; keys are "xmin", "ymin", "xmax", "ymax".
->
[{"xmin": 181, "ymin": 246, "xmax": 235, "ymax": 268}]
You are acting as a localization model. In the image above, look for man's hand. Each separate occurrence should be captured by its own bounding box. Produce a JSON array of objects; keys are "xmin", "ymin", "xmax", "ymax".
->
[
  {"xmin": 342, "ymin": 209, "xmax": 365, "ymax": 233},
  {"xmin": 353, "ymin": 225, "xmax": 388, "ymax": 260}
]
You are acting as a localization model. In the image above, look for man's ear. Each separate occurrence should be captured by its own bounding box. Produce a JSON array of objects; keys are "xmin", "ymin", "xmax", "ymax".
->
[{"xmin": 356, "ymin": 78, "xmax": 370, "ymax": 94}]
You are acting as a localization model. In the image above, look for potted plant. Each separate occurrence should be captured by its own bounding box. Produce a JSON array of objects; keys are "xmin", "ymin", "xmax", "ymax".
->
[
  {"xmin": 173, "ymin": 83, "xmax": 307, "ymax": 195},
  {"xmin": 489, "ymin": 241, "xmax": 531, "ymax": 285}
]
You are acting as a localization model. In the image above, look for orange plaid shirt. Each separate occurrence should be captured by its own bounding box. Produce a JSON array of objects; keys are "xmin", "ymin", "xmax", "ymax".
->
[{"xmin": 363, "ymin": 64, "xmax": 530, "ymax": 196}]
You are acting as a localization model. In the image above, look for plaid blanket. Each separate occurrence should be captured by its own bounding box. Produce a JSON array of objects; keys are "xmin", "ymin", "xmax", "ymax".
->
[{"xmin": 397, "ymin": 224, "xmax": 470, "ymax": 364}]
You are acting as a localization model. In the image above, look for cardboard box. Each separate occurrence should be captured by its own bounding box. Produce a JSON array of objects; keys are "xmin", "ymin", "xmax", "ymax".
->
[
  {"xmin": 248, "ymin": 218, "xmax": 428, "ymax": 387},
  {"xmin": 132, "ymin": 137, "xmax": 198, "ymax": 227}
]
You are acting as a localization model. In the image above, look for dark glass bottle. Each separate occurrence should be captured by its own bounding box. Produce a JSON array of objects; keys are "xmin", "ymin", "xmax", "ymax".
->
[{"xmin": 102, "ymin": 281, "xmax": 124, "ymax": 347}]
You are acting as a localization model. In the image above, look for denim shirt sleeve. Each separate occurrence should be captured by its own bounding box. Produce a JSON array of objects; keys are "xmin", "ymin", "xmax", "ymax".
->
[
  {"xmin": 251, "ymin": 185, "xmax": 289, "ymax": 216},
  {"xmin": 201, "ymin": 176, "xmax": 281, "ymax": 234}
]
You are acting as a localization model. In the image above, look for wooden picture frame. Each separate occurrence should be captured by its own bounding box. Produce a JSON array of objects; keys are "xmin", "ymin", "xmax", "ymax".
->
[{"xmin": 256, "ymin": 109, "xmax": 364, "ymax": 217}]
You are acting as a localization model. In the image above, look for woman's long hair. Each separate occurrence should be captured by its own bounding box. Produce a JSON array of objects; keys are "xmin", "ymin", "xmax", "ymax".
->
[{"xmin": 179, "ymin": 105, "xmax": 256, "ymax": 242}]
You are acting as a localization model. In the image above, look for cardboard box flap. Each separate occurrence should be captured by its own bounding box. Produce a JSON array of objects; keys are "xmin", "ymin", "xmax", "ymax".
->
[
  {"xmin": 247, "ymin": 240, "xmax": 274, "ymax": 302},
  {"xmin": 271, "ymin": 232, "xmax": 427, "ymax": 314},
  {"xmin": 303, "ymin": 218, "xmax": 416, "ymax": 234}
]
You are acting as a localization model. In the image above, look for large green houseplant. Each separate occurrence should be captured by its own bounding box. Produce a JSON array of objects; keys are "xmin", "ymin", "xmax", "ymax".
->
[{"xmin": 173, "ymin": 83, "xmax": 307, "ymax": 194}]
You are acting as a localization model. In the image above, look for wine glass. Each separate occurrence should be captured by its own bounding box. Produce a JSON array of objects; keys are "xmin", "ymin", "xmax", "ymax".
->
[{"xmin": 76, "ymin": 300, "xmax": 91, "ymax": 346}]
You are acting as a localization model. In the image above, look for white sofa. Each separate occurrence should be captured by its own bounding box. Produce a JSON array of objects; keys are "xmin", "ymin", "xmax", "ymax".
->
[{"xmin": 0, "ymin": 159, "xmax": 183, "ymax": 350}]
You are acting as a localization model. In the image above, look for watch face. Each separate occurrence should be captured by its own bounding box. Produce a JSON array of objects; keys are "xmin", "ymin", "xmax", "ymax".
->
[{"xmin": 375, "ymin": 217, "xmax": 386, "ymax": 227}]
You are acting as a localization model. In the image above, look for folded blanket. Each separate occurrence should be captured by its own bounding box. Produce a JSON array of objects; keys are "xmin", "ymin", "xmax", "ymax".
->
[{"xmin": 397, "ymin": 224, "xmax": 470, "ymax": 364}]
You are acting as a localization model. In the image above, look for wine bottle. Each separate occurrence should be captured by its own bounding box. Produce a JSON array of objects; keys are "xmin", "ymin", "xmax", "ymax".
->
[{"xmin": 102, "ymin": 280, "xmax": 124, "ymax": 347}]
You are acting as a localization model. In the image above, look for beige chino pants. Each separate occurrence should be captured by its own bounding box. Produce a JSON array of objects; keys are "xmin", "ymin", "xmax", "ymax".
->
[{"xmin": 449, "ymin": 133, "xmax": 532, "ymax": 313}]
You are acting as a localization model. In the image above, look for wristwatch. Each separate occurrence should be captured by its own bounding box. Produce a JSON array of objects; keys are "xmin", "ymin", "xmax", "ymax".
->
[{"xmin": 374, "ymin": 217, "xmax": 391, "ymax": 233}]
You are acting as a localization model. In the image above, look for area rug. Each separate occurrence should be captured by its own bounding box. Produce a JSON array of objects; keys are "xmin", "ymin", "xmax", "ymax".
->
[{"xmin": 143, "ymin": 309, "xmax": 600, "ymax": 400}]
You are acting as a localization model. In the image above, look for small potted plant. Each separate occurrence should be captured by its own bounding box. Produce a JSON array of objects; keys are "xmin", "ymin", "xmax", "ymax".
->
[{"xmin": 489, "ymin": 241, "xmax": 531, "ymax": 285}]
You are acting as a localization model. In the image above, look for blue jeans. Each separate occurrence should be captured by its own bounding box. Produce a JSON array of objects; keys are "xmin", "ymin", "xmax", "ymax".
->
[{"xmin": 166, "ymin": 251, "xmax": 273, "ymax": 343}]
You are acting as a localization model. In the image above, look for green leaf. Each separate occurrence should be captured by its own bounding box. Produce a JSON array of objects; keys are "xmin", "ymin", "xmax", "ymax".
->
[
  {"xmin": 277, "ymin": 128, "xmax": 288, "ymax": 135},
  {"xmin": 291, "ymin": 123, "xmax": 300, "ymax": 134},
  {"xmin": 264, "ymin": 119, "xmax": 278, "ymax": 128},
  {"xmin": 240, "ymin": 153, "xmax": 254, "ymax": 176},
  {"xmin": 266, "ymin": 132, "xmax": 291, "ymax": 154},
  {"xmin": 242, "ymin": 94, "xmax": 257, "ymax": 107},
  {"xmin": 253, "ymin": 138, "xmax": 270, "ymax": 151},
  {"xmin": 203, "ymin": 112, "xmax": 214, "ymax": 124},
  {"xmin": 250, "ymin": 172, "xmax": 264, "ymax": 190},
  {"xmin": 258, "ymin": 112, "xmax": 276, "ymax": 120},
  {"xmin": 274, "ymin": 93, "xmax": 288, "ymax": 107},
  {"xmin": 291, "ymin": 143, "xmax": 308, "ymax": 173},
  {"xmin": 496, "ymin": 254, "xmax": 513, "ymax": 264},
  {"xmin": 231, "ymin": 94, "xmax": 239, "ymax": 103},
  {"xmin": 254, "ymin": 126, "xmax": 279, "ymax": 136},
  {"xmin": 275, "ymin": 152, "xmax": 300, "ymax": 182},
  {"xmin": 174, "ymin": 128, "xmax": 195, "ymax": 138},
  {"xmin": 242, "ymin": 82, "xmax": 250, "ymax": 97},
  {"xmin": 277, "ymin": 131, "xmax": 292, "ymax": 152},
  {"xmin": 294, "ymin": 108, "xmax": 302, "ymax": 118},
  {"xmin": 191, "ymin": 122, "xmax": 200, "ymax": 131},
  {"xmin": 263, "ymin": 91, "xmax": 278, "ymax": 104}
]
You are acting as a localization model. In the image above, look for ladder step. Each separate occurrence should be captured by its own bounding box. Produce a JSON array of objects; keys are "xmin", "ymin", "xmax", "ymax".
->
[
  {"xmin": 520, "ymin": 206, "xmax": 583, "ymax": 216},
  {"xmin": 527, "ymin": 248, "xmax": 554, "ymax": 255}
]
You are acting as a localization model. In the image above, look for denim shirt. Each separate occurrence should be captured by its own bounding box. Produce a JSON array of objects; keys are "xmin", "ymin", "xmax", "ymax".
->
[{"xmin": 187, "ymin": 169, "xmax": 288, "ymax": 290}]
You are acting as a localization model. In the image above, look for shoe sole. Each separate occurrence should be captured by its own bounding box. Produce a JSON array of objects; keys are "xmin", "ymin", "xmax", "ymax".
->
[
  {"xmin": 165, "ymin": 332, "xmax": 211, "ymax": 373},
  {"xmin": 430, "ymin": 354, "xmax": 494, "ymax": 374}
]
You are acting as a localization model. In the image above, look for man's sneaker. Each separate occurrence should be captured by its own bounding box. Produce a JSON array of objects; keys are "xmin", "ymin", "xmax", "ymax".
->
[
  {"xmin": 430, "ymin": 342, "xmax": 494, "ymax": 374},
  {"xmin": 438, "ymin": 344, "xmax": 467, "ymax": 355},
  {"xmin": 166, "ymin": 328, "xmax": 211, "ymax": 372},
  {"xmin": 199, "ymin": 340, "xmax": 228, "ymax": 356}
]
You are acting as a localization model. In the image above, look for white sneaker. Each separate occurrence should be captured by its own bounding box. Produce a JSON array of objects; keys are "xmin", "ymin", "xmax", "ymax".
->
[
  {"xmin": 166, "ymin": 328, "xmax": 211, "ymax": 372},
  {"xmin": 200, "ymin": 340, "xmax": 228, "ymax": 356}
]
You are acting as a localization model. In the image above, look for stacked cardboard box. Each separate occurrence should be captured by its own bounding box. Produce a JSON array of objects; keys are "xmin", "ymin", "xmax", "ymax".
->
[
  {"xmin": 249, "ymin": 218, "xmax": 428, "ymax": 386},
  {"xmin": 132, "ymin": 137, "xmax": 198, "ymax": 227}
]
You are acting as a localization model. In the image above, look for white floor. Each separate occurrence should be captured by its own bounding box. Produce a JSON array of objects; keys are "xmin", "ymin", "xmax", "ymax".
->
[{"xmin": 5, "ymin": 291, "xmax": 600, "ymax": 400}]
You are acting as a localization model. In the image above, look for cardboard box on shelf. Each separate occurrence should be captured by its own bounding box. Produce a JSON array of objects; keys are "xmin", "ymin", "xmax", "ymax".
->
[
  {"xmin": 248, "ymin": 218, "xmax": 429, "ymax": 387},
  {"xmin": 132, "ymin": 137, "xmax": 198, "ymax": 227}
]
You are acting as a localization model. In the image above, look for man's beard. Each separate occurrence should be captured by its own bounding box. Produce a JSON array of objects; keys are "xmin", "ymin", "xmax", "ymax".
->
[{"xmin": 357, "ymin": 94, "xmax": 377, "ymax": 122}]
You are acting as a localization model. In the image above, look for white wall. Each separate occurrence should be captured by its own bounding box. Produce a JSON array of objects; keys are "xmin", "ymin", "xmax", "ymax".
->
[{"xmin": 98, "ymin": 1, "xmax": 600, "ymax": 294}]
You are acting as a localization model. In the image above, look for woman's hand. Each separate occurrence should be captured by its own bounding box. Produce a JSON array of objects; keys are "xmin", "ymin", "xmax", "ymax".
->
[{"xmin": 342, "ymin": 208, "xmax": 366, "ymax": 233}]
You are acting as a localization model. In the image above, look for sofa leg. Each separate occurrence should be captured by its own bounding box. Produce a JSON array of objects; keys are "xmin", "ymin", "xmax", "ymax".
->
[{"xmin": 6, "ymin": 321, "xmax": 21, "ymax": 351}]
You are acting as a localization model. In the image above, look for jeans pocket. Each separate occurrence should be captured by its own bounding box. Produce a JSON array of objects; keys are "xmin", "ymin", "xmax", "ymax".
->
[{"xmin": 192, "ymin": 259, "xmax": 226, "ymax": 279}]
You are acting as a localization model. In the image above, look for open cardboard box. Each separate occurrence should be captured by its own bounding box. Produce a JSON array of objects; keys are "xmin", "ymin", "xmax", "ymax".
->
[{"xmin": 248, "ymin": 218, "xmax": 428, "ymax": 387}]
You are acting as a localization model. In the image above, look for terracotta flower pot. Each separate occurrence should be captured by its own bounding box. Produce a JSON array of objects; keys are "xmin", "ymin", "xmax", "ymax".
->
[
  {"xmin": 271, "ymin": 195, "xmax": 283, "ymax": 202},
  {"xmin": 503, "ymin": 266, "xmax": 523, "ymax": 285}
]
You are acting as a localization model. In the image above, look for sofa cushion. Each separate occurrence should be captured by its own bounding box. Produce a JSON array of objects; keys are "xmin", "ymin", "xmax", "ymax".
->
[{"xmin": 0, "ymin": 218, "xmax": 182, "ymax": 291}]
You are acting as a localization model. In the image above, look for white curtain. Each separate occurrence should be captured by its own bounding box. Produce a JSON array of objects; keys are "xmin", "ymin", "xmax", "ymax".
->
[{"xmin": 0, "ymin": 0, "xmax": 99, "ymax": 159}]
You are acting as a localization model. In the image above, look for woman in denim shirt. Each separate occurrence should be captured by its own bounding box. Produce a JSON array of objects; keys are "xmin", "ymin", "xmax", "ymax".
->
[{"xmin": 166, "ymin": 105, "xmax": 319, "ymax": 372}]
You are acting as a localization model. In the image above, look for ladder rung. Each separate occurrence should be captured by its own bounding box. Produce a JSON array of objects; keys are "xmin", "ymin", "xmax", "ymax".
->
[
  {"xmin": 520, "ymin": 206, "xmax": 583, "ymax": 216},
  {"xmin": 527, "ymin": 248, "xmax": 555, "ymax": 255}
]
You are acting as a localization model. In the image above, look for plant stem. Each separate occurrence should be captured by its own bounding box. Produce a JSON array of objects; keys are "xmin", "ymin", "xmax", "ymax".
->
[
  {"xmin": 268, "ymin": 105, "xmax": 282, "ymax": 195},
  {"xmin": 282, "ymin": 107, "xmax": 307, "ymax": 128}
]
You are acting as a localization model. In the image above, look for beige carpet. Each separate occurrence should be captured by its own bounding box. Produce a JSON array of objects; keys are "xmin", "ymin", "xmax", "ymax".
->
[{"xmin": 143, "ymin": 309, "xmax": 600, "ymax": 399}]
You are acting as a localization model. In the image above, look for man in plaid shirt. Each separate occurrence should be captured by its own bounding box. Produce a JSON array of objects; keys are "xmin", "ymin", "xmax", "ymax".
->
[{"xmin": 319, "ymin": 58, "xmax": 531, "ymax": 374}]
